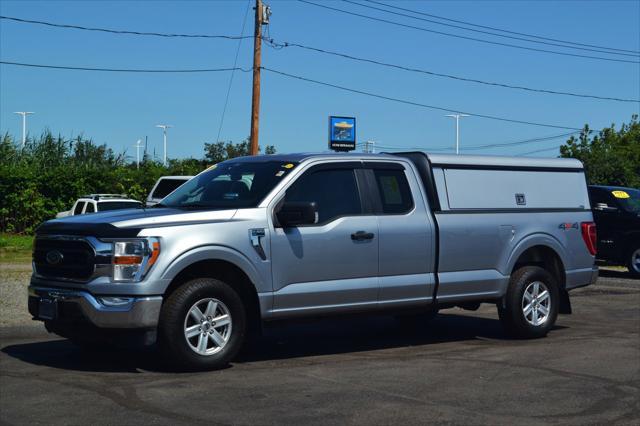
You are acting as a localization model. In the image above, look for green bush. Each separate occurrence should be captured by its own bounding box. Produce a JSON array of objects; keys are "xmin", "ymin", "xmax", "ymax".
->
[{"xmin": 0, "ymin": 132, "xmax": 276, "ymax": 234}]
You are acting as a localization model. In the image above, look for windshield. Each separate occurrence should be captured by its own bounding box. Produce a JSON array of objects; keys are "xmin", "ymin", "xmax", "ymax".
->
[
  {"xmin": 160, "ymin": 160, "xmax": 298, "ymax": 209},
  {"xmin": 151, "ymin": 178, "xmax": 190, "ymax": 199},
  {"xmin": 613, "ymin": 188, "xmax": 640, "ymax": 214},
  {"xmin": 98, "ymin": 201, "xmax": 143, "ymax": 211}
]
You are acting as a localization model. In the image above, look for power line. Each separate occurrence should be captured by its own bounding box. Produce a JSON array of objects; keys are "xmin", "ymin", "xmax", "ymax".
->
[
  {"xmin": 363, "ymin": 0, "xmax": 640, "ymax": 55},
  {"xmin": 0, "ymin": 61, "xmax": 252, "ymax": 73},
  {"xmin": 296, "ymin": 0, "xmax": 640, "ymax": 64},
  {"xmin": 348, "ymin": 0, "xmax": 638, "ymax": 57},
  {"xmin": 0, "ymin": 15, "xmax": 253, "ymax": 40},
  {"xmin": 0, "ymin": 59, "xmax": 621, "ymax": 133},
  {"xmin": 264, "ymin": 38, "xmax": 639, "ymax": 103},
  {"xmin": 372, "ymin": 131, "xmax": 576, "ymax": 152},
  {"xmin": 262, "ymin": 66, "xmax": 585, "ymax": 130},
  {"xmin": 216, "ymin": 1, "xmax": 252, "ymax": 144},
  {"xmin": 518, "ymin": 146, "xmax": 563, "ymax": 156},
  {"xmin": 462, "ymin": 131, "xmax": 578, "ymax": 151}
]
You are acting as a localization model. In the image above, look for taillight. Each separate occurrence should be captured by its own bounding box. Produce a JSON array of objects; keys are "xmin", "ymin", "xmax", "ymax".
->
[{"xmin": 581, "ymin": 222, "xmax": 597, "ymax": 256}]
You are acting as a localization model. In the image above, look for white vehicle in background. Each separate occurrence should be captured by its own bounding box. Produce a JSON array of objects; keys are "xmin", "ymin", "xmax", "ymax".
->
[
  {"xmin": 146, "ymin": 176, "xmax": 193, "ymax": 207},
  {"xmin": 55, "ymin": 194, "xmax": 143, "ymax": 218}
]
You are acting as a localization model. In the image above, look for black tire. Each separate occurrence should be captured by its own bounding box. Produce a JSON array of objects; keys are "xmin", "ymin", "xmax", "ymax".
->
[
  {"xmin": 498, "ymin": 266, "xmax": 559, "ymax": 339},
  {"xmin": 158, "ymin": 278, "xmax": 247, "ymax": 371},
  {"xmin": 627, "ymin": 246, "xmax": 640, "ymax": 278}
]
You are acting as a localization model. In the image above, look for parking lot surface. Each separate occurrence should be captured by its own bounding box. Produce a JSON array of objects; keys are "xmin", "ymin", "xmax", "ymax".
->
[{"xmin": 1, "ymin": 270, "xmax": 639, "ymax": 425}]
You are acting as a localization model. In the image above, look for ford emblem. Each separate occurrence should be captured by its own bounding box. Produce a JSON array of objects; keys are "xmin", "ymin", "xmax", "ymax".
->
[{"xmin": 45, "ymin": 250, "xmax": 64, "ymax": 265}]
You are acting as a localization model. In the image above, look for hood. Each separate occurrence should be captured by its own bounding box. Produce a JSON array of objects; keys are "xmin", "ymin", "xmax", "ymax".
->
[{"xmin": 37, "ymin": 207, "xmax": 238, "ymax": 238}]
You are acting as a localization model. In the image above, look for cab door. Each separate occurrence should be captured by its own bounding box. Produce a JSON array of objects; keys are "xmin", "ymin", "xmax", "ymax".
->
[
  {"xmin": 270, "ymin": 162, "xmax": 379, "ymax": 316},
  {"xmin": 364, "ymin": 162, "xmax": 436, "ymax": 307}
]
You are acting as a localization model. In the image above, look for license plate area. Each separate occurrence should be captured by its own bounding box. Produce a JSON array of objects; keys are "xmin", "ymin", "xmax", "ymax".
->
[{"xmin": 38, "ymin": 298, "xmax": 58, "ymax": 320}]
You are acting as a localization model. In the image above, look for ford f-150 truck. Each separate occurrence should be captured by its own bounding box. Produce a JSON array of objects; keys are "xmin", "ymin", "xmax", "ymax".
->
[{"xmin": 29, "ymin": 152, "xmax": 598, "ymax": 370}]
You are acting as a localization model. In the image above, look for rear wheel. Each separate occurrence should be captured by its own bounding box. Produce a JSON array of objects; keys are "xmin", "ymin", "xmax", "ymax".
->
[
  {"xmin": 498, "ymin": 266, "xmax": 559, "ymax": 339},
  {"xmin": 627, "ymin": 246, "xmax": 640, "ymax": 278},
  {"xmin": 158, "ymin": 278, "xmax": 246, "ymax": 370}
]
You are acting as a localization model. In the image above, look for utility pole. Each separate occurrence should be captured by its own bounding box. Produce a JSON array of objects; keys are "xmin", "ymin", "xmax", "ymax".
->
[
  {"xmin": 363, "ymin": 140, "xmax": 375, "ymax": 153},
  {"xmin": 155, "ymin": 124, "xmax": 173, "ymax": 166},
  {"xmin": 14, "ymin": 111, "xmax": 34, "ymax": 147},
  {"xmin": 133, "ymin": 139, "xmax": 143, "ymax": 169},
  {"xmin": 249, "ymin": 0, "xmax": 270, "ymax": 156},
  {"xmin": 445, "ymin": 114, "xmax": 470, "ymax": 155}
]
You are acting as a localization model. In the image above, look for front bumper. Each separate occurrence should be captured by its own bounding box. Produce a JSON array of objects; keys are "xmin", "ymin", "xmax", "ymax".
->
[{"xmin": 28, "ymin": 286, "xmax": 162, "ymax": 328}]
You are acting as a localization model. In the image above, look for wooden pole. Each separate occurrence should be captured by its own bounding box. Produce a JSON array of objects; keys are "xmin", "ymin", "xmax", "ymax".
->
[{"xmin": 249, "ymin": 0, "xmax": 263, "ymax": 156}]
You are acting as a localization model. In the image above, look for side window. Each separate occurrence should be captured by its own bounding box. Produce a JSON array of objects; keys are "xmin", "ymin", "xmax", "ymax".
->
[
  {"xmin": 589, "ymin": 189, "xmax": 615, "ymax": 208},
  {"xmin": 285, "ymin": 168, "xmax": 362, "ymax": 224},
  {"xmin": 373, "ymin": 169, "xmax": 413, "ymax": 214},
  {"xmin": 84, "ymin": 202, "xmax": 95, "ymax": 213},
  {"xmin": 73, "ymin": 202, "xmax": 85, "ymax": 215}
]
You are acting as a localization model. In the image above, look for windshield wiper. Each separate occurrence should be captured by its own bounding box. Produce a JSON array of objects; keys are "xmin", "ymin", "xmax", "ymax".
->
[{"xmin": 177, "ymin": 203, "xmax": 219, "ymax": 210}]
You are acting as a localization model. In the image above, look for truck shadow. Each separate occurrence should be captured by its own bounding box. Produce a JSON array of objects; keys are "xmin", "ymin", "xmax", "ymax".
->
[
  {"xmin": 1, "ymin": 313, "xmax": 567, "ymax": 373},
  {"xmin": 597, "ymin": 268, "xmax": 632, "ymax": 280}
]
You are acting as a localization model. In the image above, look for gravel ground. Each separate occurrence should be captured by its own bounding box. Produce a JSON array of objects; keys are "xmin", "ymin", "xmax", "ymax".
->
[{"xmin": 0, "ymin": 264, "xmax": 31, "ymax": 327}]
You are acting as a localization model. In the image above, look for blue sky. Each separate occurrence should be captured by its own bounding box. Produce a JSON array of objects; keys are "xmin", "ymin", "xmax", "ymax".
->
[{"xmin": 1, "ymin": 0, "xmax": 638, "ymax": 161}]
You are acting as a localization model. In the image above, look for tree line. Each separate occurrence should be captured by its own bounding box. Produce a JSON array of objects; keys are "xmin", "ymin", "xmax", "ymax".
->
[
  {"xmin": 0, "ymin": 132, "xmax": 275, "ymax": 233},
  {"xmin": 0, "ymin": 116, "xmax": 637, "ymax": 234}
]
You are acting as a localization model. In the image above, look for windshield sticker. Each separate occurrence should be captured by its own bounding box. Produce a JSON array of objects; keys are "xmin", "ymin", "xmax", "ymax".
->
[
  {"xmin": 275, "ymin": 170, "xmax": 285, "ymax": 177},
  {"xmin": 282, "ymin": 163, "xmax": 295, "ymax": 169},
  {"xmin": 612, "ymin": 190, "xmax": 630, "ymax": 199}
]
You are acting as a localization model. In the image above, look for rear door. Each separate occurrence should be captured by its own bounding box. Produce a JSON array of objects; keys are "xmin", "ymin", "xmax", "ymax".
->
[
  {"xmin": 270, "ymin": 162, "xmax": 379, "ymax": 316},
  {"xmin": 364, "ymin": 162, "xmax": 436, "ymax": 307}
]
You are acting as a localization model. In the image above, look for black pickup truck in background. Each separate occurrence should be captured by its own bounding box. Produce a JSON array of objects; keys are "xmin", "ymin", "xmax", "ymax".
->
[{"xmin": 588, "ymin": 185, "xmax": 640, "ymax": 278}]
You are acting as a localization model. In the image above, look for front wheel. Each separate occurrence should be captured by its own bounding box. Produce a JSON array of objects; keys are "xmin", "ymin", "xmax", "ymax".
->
[
  {"xmin": 498, "ymin": 266, "xmax": 559, "ymax": 339},
  {"xmin": 627, "ymin": 246, "xmax": 640, "ymax": 278},
  {"xmin": 158, "ymin": 278, "xmax": 247, "ymax": 371}
]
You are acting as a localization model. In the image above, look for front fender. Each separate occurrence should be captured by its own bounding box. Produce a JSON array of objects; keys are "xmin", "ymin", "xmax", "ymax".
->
[{"xmin": 160, "ymin": 245, "xmax": 268, "ymax": 294}]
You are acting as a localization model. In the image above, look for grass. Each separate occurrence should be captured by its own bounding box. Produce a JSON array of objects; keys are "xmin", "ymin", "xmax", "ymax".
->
[{"xmin": 0, "ymin": 234, "xmax": 33, "ymax": 264}]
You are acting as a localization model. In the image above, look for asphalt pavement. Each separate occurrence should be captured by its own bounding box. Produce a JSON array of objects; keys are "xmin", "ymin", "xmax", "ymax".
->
[{"xmin": 1, "ymin": 270, "xmax": 638, "ymax": 425}]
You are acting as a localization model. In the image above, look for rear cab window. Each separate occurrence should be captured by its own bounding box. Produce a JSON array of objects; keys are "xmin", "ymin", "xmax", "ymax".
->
[{"xmin": 373, "ymin": 169, "xmax": 414, "ymax": 214}]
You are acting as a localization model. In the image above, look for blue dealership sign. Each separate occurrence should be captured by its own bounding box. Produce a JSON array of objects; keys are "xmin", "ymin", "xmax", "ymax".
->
[{"xmin": 328, "ymin": 116, "xmax": 356, "ymax": 151}]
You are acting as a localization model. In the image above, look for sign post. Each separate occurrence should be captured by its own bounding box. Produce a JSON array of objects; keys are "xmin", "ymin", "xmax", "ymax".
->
[{"xmin": 328, "ymin": 116, "xmax": 356, "ymax": 152}]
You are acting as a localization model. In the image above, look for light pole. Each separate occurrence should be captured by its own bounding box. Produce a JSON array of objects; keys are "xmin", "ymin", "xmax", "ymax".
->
[
  {"xmin": 155, "ymin": 124, "xmax": 173, "ymax": 166},
  {"xmin": 14, "ymin": 111, "xmax": 34, "ymax": 147},
  {"xmin": 133, "ymin": 139, "xmax": 143, "ymax": 169},
  {"xmin": 445, "ymin": 114, "xmax": 470, "ymax": 155}
]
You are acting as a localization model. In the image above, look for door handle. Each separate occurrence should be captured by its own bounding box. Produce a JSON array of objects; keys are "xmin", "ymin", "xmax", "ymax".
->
[{"xmin": 351, "ymin": 231, "xmax": 375, "ymax": 241}]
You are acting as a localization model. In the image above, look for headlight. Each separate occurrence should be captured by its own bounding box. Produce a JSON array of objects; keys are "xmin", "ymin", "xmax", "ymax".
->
[{"xmin": 112, "ymin": 238, "xmax": 160, "ymax": 282}]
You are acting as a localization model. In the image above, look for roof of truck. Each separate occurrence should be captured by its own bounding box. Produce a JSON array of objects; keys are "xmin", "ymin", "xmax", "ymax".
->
[{"xmin": 229, "ymin": 151, "xmax": 584, "ymax": 170}]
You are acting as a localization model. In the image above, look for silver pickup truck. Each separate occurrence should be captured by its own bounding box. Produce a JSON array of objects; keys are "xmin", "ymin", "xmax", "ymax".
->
[{"xmin": 29, "ymin": 152, "xmax": 598, "ymax": 370}]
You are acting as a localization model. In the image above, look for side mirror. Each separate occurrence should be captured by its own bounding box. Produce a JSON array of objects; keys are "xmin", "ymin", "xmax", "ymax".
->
[
  {"xmin": 594, "ymin": 203, "xmax": 618, "ymax": 213},
  {"xmin": 276, "ymin": 201, "xmax": 318, "ymax": 227}
]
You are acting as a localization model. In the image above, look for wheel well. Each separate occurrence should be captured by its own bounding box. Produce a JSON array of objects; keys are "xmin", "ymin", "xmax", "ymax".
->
[
  {"xmin": 512, "ymin": 245, "xmax": 566, "ymax": 289},
  {"xmin": 165, "ymin": 259, "xmax": 262, "ymax": 334}
]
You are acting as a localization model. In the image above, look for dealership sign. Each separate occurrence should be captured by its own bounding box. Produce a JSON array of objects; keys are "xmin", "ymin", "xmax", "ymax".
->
[{"xmin": 328, "ymin": 116, "xmax": 356, "ymax": 151}]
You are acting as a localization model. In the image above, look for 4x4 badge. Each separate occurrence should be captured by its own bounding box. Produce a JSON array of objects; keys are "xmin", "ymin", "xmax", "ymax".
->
[{"xmin": 558, "ymin": 222, "xmax": 579, "ymax": 230}]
